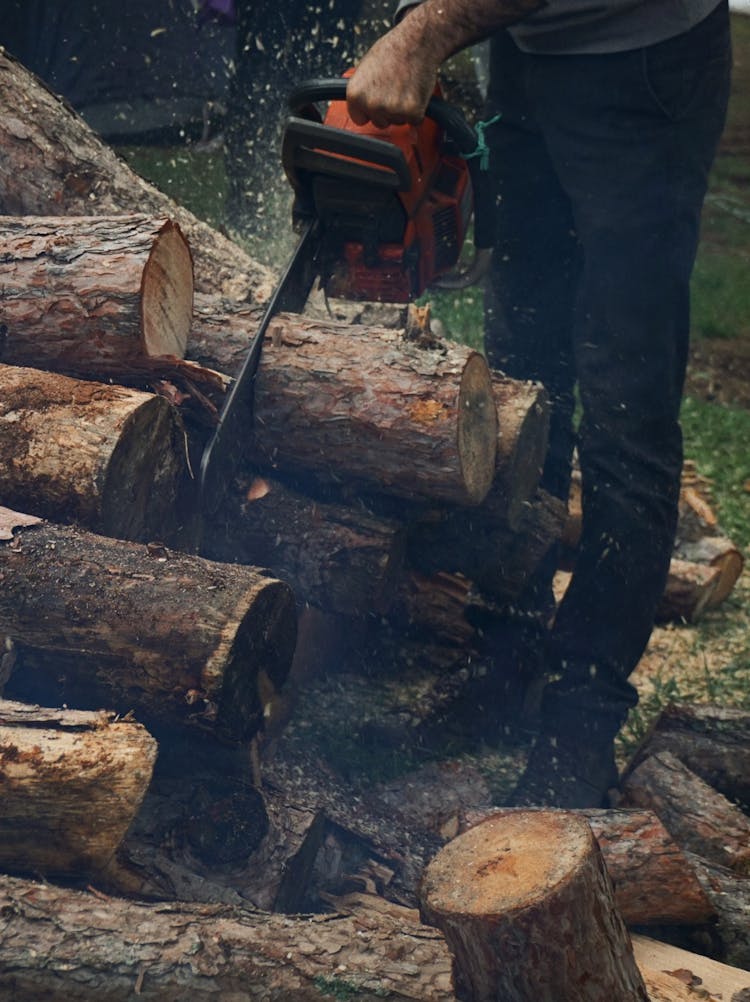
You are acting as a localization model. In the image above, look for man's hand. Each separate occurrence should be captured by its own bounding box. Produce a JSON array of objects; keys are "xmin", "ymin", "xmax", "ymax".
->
[{"xmin": 346, "ymin": 0, "xmax": 545, "ymax": 128}]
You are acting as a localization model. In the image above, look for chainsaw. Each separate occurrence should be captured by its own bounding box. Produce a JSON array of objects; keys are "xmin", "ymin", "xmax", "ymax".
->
[{"xmin": 194, "ymin": 78, "xmax": 494, "ymax": 539}]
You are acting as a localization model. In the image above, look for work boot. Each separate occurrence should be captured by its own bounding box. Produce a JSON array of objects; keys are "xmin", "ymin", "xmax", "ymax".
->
[{"xmin": 504, "ymin": 732, "xmax": 620, "ymax": 809}]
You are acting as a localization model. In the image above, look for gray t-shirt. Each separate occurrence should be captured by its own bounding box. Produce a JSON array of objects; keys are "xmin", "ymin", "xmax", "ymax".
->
[{"xmin": 395, "ymin": 0, "xmax": 723, "ymax": 53}]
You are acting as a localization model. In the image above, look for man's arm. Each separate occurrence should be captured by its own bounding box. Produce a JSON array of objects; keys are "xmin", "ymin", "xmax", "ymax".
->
[{"xmin": 346, "ymin": 0, "xmax": 545, "ymax": 127}]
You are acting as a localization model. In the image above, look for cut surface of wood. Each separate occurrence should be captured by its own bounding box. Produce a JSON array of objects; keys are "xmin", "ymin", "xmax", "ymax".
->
[
  {"xmin": 0, "ymin": 364, "xmax": 185, "ymax": 541},
  {"xmin": 0, "ymin": 699, "xmax": 156, "ymax": 877},
  {"xmin": 420, "ymin": 810, "xmax": 649, "ymax": 1002},
  {"xmin": 632, "ymin": 934, "xmax": 750, "ymax": 1000}
]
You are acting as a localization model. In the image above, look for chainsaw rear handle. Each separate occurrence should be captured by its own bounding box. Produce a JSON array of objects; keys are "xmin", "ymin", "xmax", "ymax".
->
[{"xmin": 286, "ymin": 79, "xmax": 495, "ymax": 252}]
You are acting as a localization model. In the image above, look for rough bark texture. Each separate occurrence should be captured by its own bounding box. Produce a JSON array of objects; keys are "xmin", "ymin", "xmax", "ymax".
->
[
  {"xmin": 0, "ymin": 699, "xmax": 156, "ymax": 878},
  {"xmin": 0, "ymin": 214, "xmax": 193, "ymax": 373},
  {"xmin": 0, "ymin": 873, "xmax": 455, "ymax": 1001},
  {"xmin": 407, "ymin": 487, "xmax": 567, "ymax": 603},
  {"xmin": 0, "ymin": 513, "xmax": 296, "ymax": 742},
  {"xmin": 626, "ymin": 703, "xmax": 750, "ymax": 807},
  {"xmin": 0, "ymin": 49, "xmax": 274, "ymax": 303},
  {"xmin": 620, "ymin": 750, "xmax": 750, "ymax": 873},
  {"xmin": 188, "ymin": 292, "xmax": 265, "ymax": 373},
  {"xmin": 250, "ymin": 314, "xmax": 498, "ymax": 506},
  {"xmin": 656, "ymin": 557, "xmax": 723, "ymax": 623},
  {"xmin": 685, "ymin": 851, "xmax": 750, "ymax": 971},
  {"xmin": 419, "ymin": 810, "xmax": 649, "ymax": 1002},
  {"xmin": 0, "ymin": 364, "xmax": 186, "ymax": 541},
  {"xmin": 459, "ymin": 806, "xmax": 715, "ymax": 927},
  {"xmin": 205, "ymin": 474, "xmax": 406, "ymax": 615}
]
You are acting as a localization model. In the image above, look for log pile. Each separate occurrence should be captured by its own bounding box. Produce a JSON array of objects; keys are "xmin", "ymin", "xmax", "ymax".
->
[{"xmin": 1, "ymin": 44, "xmax": 749, "ymax": 1002}]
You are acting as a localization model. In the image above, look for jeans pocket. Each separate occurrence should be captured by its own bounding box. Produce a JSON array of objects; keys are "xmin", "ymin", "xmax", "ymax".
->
[{"xmin": 642, "ymin": 3, "xmax": 731, "ymax": 121}]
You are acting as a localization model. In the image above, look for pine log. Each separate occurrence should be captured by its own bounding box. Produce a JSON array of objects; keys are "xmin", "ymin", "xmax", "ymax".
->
[
  {"xmin": 0, "ymin": 699, "xmax": 156, "ymax": 878},
  {"xmin": 0, "ymin": 48, "xmax": 273, "ymax": 303},
  {"xmin": 204, "ymin": 474, "xmax": 406, "ymax": 615},
  {"xmin": 250, "ymin": 314, "xmax": 498, "ymax": 506},
  {"xmin": 459, "ymin": 806, "xmax": 715, "ymax": 927},
  {"xmin": 631, "ymin": 934, "xmax": 750, "ymax": 1002},
  {"xmin": 656, "ymin": 556, "xmax": 723, "ymax": 622},
  {"xmin": 188, "ymin": 292, "xmax": 264, "ymax": 374},
  {"xmin": 620, "ymin": 750, "xmax": 750, "ymax": 873},
  {"xmin": 419, "ymin": 810, "xmax": 649, "ymax": 1002},
  {"xmin": 627, "ymin": 703, "xmax": 750, "ymax": 807},
  {"xmin": 392, "ymin": 571, "xmax": 478, "ymax": 646},
  {"xmin": 0, "ymin": 510, "xmax": 296, "ymax": 742},
  {"xmin": 684, "ymin": 852, "xmax": 750, "ymax": 971},
  {"xmin": 0, "ymin": 364, "xmax": 186, "ymax": 541},
  {"xmin": 0, "ymin": 872, "xmax": 455, "ymax": 1002},
  {"xmin": 407, "ymin": 487, "xmax": 567, "ymax": 604},
  {"xmin": 0, "ymin": 214, "xmax": 193, "ymax": 377},
  {"xmin": 490, "ymin": 374, "xmax": 549, "ymax": 527},
  {"xmin": 673, "ymin": 534, "xmax": 744, "ymax": 609}
]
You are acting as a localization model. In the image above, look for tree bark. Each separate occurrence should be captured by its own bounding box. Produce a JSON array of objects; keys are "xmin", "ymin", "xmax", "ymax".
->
[
  {"xmin": 419, "ymin": 810, "xmax": 649, "ymax": 1002},
  {"xmin": 407, "ymin": 487, "xmax": 567, "ymax": 604},
  {"xmin": 0, "ymin": 699, "xmax": 156, "ymax": 879},
  {"xmin": 0, "ymin": 511, "xmax": 296, "ymax": 742},
  {"xmin": 250, "ymin": 314, "xmax": 498, "ymax": 506},
  {"xmin": 0, "ymin": 364, "xmax": 186, "ymax": 542},
  {"xmin": 656, "ymin": 556, "xmax": 723, "ymax": 623},
  {"xmin": 685, "ymin": 851, "xmax": 750, "ymax": 971},
  {"xmin": 0, "ymin": 872, "xmax": 455, "ymax": 1002},
  {"xmin": 620, "ymin": 750, "xmax": 750, "ymax": 874},
  {"xmin": 0, "ymin": 49, "xmax": 274, "ymax": 303},
  {"xmin": 0, "ymin": 214, "xmax": 192, "ymax": 376},
  {"xmin": 627, "ymin": 702, "xmax": 750, "ymax": 807},
  {"xmin": 459, "ymin": 806, "xmax": 715, "ymax": 927},
  {"xmin": 205, "ymin": 474, "xmax": 406, "ymax": 615},
  {"xmin": 673, "ymin": 534, "xmax": 744, "ymax": 609}
]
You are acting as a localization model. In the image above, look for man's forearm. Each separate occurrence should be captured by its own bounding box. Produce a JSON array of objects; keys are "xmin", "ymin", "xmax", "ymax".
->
[{"xmin": 347, "ymin": 0, "xmax": 545, "ymax": 126}]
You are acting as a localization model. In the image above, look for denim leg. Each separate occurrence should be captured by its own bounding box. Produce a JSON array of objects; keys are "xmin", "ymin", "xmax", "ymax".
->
[
  {"xmin": 485, "ymin": 5, "xmax": 731, "ymax": 740},
  {"xmin": 529, "ymin": 3, "xmax": 732, "ymax": 739}
]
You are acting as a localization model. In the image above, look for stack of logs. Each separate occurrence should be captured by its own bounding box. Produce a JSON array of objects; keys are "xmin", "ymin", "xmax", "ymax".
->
[{"xmin": 0, "ymin": 46, "xmax": 748, "ymax": 1001}]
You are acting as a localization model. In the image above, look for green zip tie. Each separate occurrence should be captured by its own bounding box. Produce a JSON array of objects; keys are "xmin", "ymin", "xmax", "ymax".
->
[{"xmin": 461, "ymin": 113, "xmax": 502, "ymax": 171}]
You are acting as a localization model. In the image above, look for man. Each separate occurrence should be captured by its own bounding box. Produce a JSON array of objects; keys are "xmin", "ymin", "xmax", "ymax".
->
[{"xmin": 346, "ymin": 0, "xmax": 732, "ymax": 807}]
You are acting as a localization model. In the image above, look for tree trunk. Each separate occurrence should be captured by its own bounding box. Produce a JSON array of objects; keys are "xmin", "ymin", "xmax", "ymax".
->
[
  {"xmin": 0, "ymin": 364, "xmax": 186, "ymax": 542},
  {"xmin": 205, "ymin": 474, "xmax": 406, "ymax": 615},
  {"xmin": 420, "ymin": 810, "xmax": 649, "ymax": 1002},
  {"xmin": 250, "ymin": 314, "xmax": 498, "ymax": 506},
  {"xmin": 685, "ymin": 851, "xmax": 750, "ymax": 971},
  {"xmin": 0, "ymin": 49, "xmax": 273, "ymax": 303},
  {"xmin": 0, "ymin": 872, "xmax": 455, "ymax": 1002},
  {"xmin": 490, "ymin": 374, "xmax": 549, "ymax": 528},
  {"xmin": 407, "ymin": 488, "xmax": 567, "ymax": 604},
  {"xmin": 0, "ymin": 699, "xmax": 156, "ymax": 879},
  {"xmin": 627, "ymin": 702, "xmax": 750, "ymax": 807},
  {"xmin": 620, "ymin": 750, "xmax": 750, "ymax": 873},
  {"xmin": 0, "ymin": 511, "xmax": 296, "ymax": 742},
  {"xmin": 0, "ymin": 214, "xmax": 192, "ymax": 376},
  {"xmin": 459, "ymin": 806, "xmax": 715, "ymax": 927},
  {"xmin": 392, "ymin": 571, "xmax": 478, "ymax": 646}
]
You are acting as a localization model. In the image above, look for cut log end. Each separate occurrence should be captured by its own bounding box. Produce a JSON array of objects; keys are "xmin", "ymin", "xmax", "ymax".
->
[
  {"xmin": 457, "ymin": 352, "xmax": 498, "ymax": 505},
  {"xmin": 141, "ymin": 220, "xmax": 193, "ymax": 358}
]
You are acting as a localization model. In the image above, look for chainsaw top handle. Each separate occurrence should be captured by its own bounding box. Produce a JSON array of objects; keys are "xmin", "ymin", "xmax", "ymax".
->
[{"xmin": 285, "ymin": 78, "xmax": 494, "ymax": 252}]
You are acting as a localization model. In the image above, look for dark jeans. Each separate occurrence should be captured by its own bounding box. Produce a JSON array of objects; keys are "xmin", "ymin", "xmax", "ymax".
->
[{"xmin": 484, "ymin": 2, "xmax": 732, "ymax": 741}]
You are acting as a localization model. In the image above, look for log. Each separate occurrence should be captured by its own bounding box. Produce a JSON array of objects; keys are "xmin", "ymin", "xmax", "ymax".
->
[
  {"xmin": 407, "ymin": 487, "xmax": 567, "ymax": 603},
  {"xmin": 0, "ymin": 510, "xmax": 296, "ymax": 742},
  {"xmin": 250, "ymin": 314, "xmax": 498, "ymax": 506},
  {"xmin": 673, "ymin": 535, "xmax": 744, "ymax": 609},
  {"xmin": 490, "ymin": 374, "xmax": 549, "ymax": 528},
  {"xmin": 0, "ymin": 214, "xmax": 192, "ymax": 377},
  {"xmin": 0, "ymin": 872, "xmax": 455, "ymax": 1001},
  {"xmin": 631, "ymin": 934, "xmax": 750, "ymax": 1002},
  {"xmin": 392, "ymin": 571, "xmax": 478, "ymax": 647},
  {"xmin": 684, "ymin": 852, "xmax": 750, "ymax": 971},
  {"xmin": 204, "ymin": 474, "xmax": 406, "ymax": 615},
  {"xmin": 0, "ymin": 699, "xmax": 156, "ymax": 879},
  {"xmin": 459, "ymin": 806, "xmax": 715, "ymax": 927},
  {"xmin": 655, "ymin": 556, "xmax": 723, "ymax": 623},
  {"xmin": 419, "ymin": 810, "xmax": 649, "ymax": 1002},
  {"xmin": 0, "ymin": 48, "xmax": 274, "ymax": 303},
  {"xmin": 0, "ymin": 364, "xmax": 186, "ymax": 542},
  {"xmin": 620, "ymin": 750, "xmax": 750, "ymax": 874},
  {"xmin": 627, "ymin": 703, "xmax": 750, "ymax": 807}
]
